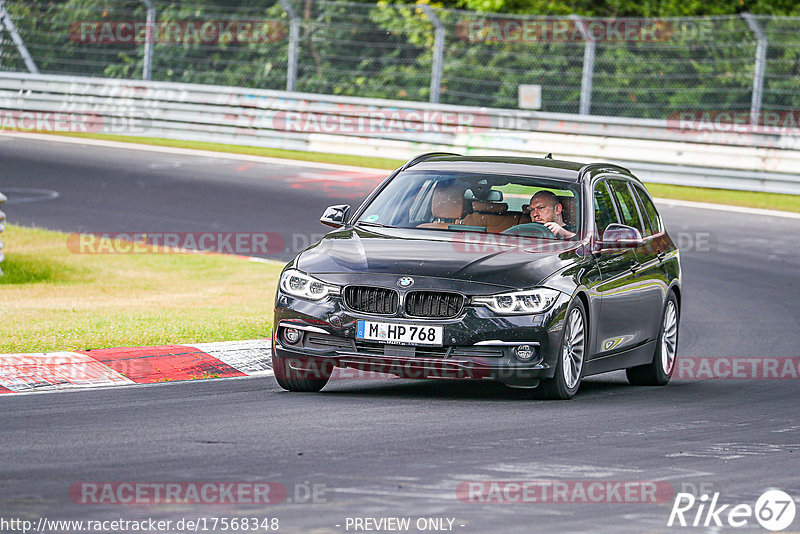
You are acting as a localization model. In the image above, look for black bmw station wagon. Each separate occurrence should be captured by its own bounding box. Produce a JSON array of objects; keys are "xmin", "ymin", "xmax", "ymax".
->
[{"xmin": 273, "ymin": 154, "xmax": 681, "ymax": 399}]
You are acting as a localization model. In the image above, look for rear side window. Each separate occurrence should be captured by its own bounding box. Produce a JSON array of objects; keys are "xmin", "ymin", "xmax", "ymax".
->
[
  {"xmin": 609, "ymin": 180, "xmax": 644, "ymax": 233},
  {"xmin": 593, "ymin": 181, "xmax": 618, "ymax": 237},
  {"xmin": 633, "ymin": 185, "xmax": 663, "ymax": 236}
]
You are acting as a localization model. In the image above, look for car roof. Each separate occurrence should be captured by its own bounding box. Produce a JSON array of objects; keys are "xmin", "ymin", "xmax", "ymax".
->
[{"xmin": 408, "ymin": 155, "xmax": 634, "ymax": 184}]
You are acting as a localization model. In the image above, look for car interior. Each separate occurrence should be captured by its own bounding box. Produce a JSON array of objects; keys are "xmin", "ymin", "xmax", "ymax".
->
[{"xmin": 416, "ymin": 179, "xmax": 576, "ymax": 235}]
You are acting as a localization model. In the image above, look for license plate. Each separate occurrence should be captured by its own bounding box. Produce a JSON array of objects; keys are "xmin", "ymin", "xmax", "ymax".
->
[{"xmin": 356, "ymin": 320, "xmax": 443, "ymax": 346}]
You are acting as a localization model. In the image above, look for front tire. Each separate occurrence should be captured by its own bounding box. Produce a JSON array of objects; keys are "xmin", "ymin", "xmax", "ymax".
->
[
  {"xmin": 273, "ymin": 355, "xmax": 332, "ymax": 392},
  {"xmin": 626, "ymin": 293, "xmax": 679, "ymax": 386},
  {"xmin": 537, "ymin": 299, "xmax": 587, "ymax": 400}
]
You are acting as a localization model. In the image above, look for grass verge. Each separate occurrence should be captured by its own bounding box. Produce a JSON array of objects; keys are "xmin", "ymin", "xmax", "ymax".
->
[
  {"xmin": 0, "ymin": 224, "xmax": 284, "ymax": 353},
  {"xmin": 643, "ymin": 183, "xmax": 800, "ymax": 212},
  {"xmin": 41, "ymin": 131, "xmax": 800, "ymax": 214},
  {"xmin": 46, "ymin": 132, "xmax": 406, "ymax": 170}
]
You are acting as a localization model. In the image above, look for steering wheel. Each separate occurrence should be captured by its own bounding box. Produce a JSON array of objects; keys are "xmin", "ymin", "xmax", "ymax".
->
[{"xmin": 502, "ymin": 222, "xmax": 557, "ymax": 238}]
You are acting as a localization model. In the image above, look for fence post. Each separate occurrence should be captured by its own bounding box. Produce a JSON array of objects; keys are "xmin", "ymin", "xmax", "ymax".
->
[
  {"xmin": 741, "ymin": 13, "xmax": 766, "ymax": 126},
  {"xmin": 140, "ymin": 0, "xmax": 155, "ymax": 80},
  {"xmin": 278, "ymin": 0, "xmax": 300, "ymax": 92},
  {"xmin": 0, "ymin": 0, "xmax": 39, "ymax": 73},
  {"xmin": 421, "ymin": 5, "xmax": 444, "ymax": 104},
  {"xmin": 570, "ymin": 15, "xmax": 594, "ymax": 115}
]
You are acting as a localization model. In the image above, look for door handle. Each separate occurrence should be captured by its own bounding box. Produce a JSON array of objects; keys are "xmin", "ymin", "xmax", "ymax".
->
[
  {"xmin": 657, "ymin": 250, "xmax": 666, "ymax": 261},
  {"xmin": 630, "ymin": 260, "xmax": 640, "ymax": 273}
]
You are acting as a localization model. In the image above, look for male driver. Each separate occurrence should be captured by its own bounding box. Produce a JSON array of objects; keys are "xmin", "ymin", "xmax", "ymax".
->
[{"xmin": 528, "ymin": 190, "xmax": 576, "ymax": 239}]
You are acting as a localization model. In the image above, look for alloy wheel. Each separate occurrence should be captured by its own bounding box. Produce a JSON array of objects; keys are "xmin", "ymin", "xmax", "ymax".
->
[
  {"xmin": 562, "ymin": 307, "xmax": 585, "ymax": 389},
  {"xmin": 661, "ymin": 300, "xmax": 678, "ymax": 375}
]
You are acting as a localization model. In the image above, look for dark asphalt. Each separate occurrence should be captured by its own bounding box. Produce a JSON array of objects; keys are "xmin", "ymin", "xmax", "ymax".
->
[
  {"xmin": 0, "ymin": 135, "xmax": 386, "ymax": 261},
  {"xmin": 1, "ymin": 135, "xmax": 799, "ymax": 533}
]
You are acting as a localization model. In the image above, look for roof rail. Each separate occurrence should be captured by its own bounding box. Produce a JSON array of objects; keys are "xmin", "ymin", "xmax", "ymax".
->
[
  {"xmin": 400, "ymin": 152, "xmax": 462, "ymax": 170},
  {"xmin": 577, "ymin": 162, "xmax": 632, "ymax": 181}
]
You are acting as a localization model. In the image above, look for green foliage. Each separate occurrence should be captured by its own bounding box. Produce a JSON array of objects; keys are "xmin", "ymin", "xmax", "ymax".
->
[
  {"xmin": 451, "ymin": 0, "xmax": 800, "ymax": 16},
  {"xmin": 2, "ymin": 1, "xmax": 798, "ymax": 119}
]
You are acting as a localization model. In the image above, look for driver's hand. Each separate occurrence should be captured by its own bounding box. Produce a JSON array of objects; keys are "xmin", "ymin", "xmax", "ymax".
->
[
  {"xmin": 544, "ymin": 222, "xmax": 566, "ymax": 236},
  {"xmin": 544, "ymin": 222, "xmax": 576, "ymax": 239}
]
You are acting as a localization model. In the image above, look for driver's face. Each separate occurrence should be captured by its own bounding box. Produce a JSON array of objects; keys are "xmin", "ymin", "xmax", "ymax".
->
[{"xmin": 529, "ymin": 199, "xmax": 558, "ymax": 223}]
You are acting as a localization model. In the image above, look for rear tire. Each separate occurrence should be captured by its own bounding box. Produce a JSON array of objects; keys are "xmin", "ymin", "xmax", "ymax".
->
[
  {"xmin": 273, "ymin": 355, "xmax": 332, "ymax": 392},
  {"xmin": 626, "ymin": 293, "xmax": 679, "ymax": 386},
  {"xmin": 536, "ymin": 299, "xmax": 587, "ymax": 400}
]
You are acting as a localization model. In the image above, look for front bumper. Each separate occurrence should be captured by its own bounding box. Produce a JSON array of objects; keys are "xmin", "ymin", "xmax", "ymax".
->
[{"xmin": 273, "ymin": 290, "xmax": 571, "ymax": 386}]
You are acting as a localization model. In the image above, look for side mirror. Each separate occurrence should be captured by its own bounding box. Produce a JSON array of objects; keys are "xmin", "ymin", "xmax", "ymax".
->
[
  {"xmin": 320, "ymin": 204, "xmax": 350, "ymax": 228},
  {"xmin": 598, "ymin": 223, "xmax": 643, "ymax": 250}
]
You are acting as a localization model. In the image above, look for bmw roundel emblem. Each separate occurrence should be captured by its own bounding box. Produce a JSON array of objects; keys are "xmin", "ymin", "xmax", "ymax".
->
[{"xmin": 397, "ymin": 276, "xmax": 414, "ymax": 288}]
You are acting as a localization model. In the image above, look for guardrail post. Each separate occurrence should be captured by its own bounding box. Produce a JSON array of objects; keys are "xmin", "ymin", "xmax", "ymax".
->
[
  {"xmin": 139, "ymin": 0, "xmax": 155, "ymax": 80},
  {"xmin": 0, "ymin": 191, "xmax": 6, "ymax": 276},
  {"xmin": 570, "ymin": 15, "xmax": 595, "ymax": 115},
  {"xmin": 421, "ymin": 5, "xmax": 445, "ymax": 104},
  {"xmin": 278, "ymin": 0, "xmax": 299, "ymax": 92},
  {"xmin": 0, "ymin": 0, "xmax": 39, "ymax": 73},
  {"xmin": 741, "ymin": 13, "xmax": 766, "ymax": 126}
]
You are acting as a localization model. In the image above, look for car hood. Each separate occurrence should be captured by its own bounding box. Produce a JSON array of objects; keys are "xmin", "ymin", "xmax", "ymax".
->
[{"xmin": 295, "ymin": 226, "xmax": 583, "ymax": 291}]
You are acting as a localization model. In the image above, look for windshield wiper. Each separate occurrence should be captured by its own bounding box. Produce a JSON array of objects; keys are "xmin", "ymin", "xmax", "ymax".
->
[{"xmin": 355, "ymin": 221, "xmax": 396, "ymax": 228}]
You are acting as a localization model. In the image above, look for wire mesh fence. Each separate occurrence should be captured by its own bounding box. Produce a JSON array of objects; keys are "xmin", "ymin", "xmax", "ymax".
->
[{"xmin": 1, "ymin": 0, "xmax": 798, "ymax": 120}]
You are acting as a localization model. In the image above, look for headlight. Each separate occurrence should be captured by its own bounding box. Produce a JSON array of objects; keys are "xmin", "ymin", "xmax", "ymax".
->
[
  {"xmin": 472, "ymin": 288, "xmax": 561, "ymax": 315},
  {"xmin": 279, "ymin": 269, "xmax": 340, "ymax": 301}
]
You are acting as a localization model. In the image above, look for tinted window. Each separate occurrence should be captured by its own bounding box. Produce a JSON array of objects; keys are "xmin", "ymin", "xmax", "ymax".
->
[
  {"xmin": 593, "ymin": 181, "xmax": 618, "ymax": 237},
  {"xmin": 357, "ymin": 170, "xmax": 582, "ymax": 240},
  {"xmin": 609, "ymin": 180, "xmax": 644, "ymax": 233},
  {"xmin": 633, "ymin": 185, "xmax": 662, "ymax": 236}
]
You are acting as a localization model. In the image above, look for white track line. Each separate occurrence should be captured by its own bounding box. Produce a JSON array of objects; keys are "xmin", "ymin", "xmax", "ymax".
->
[
  {"xmin": 0, "ymin": 352, "xmax": 134, "ymax": 393},
  {"xmin": 1, "ymin": 373, "xmax": 272, "ymax": 397},
  {"xmin": 653, "ymin": 197, "xmax": 800, "ymax": 220},
  {"xmin": 7, "ymin": 132, "xmax": 800, "ymax": 219},
  {"xmin": 0, "ymin": 342, "xmax": 273, "ymax": 395},
  {"xmin": 4, "ymin": 132, "xmax": 389, "ymax": 174},
  {"xmin": 185, "ymin": 340, "xmax": 273, "ymax": 375}
]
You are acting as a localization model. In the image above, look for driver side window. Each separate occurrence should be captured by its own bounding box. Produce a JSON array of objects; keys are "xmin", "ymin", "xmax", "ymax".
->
[{"xmin": 593, "ymin": 181, "xmax": 619, "ymax": 238}]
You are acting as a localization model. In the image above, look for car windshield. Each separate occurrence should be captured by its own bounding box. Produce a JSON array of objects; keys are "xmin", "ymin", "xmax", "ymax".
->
[{"xmin": 356, "ymin": 170, "xmax": 581, "ymax": 240}]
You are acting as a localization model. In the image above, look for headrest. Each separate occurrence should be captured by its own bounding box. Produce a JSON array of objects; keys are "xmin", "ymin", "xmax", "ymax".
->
[
  {"xmin": 472, "ymin": 201, "xmax": 508, "ymax": 214},
  {"xmin": 431, "ymin": 183, "xmax": 470, "ymax": 219}
]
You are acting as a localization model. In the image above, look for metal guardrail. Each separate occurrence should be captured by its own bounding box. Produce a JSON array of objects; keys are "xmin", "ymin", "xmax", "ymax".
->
[
  {"xmin": 1, "ymin": 72, "xmax": 799, "ymax": 194},
  {"xmin": 0, "ymin": 190, "xmax": 6, "ymax": 275},
  {"xmin": 3, "ymin": 2, "xmax": 800, "ymax": 122}
]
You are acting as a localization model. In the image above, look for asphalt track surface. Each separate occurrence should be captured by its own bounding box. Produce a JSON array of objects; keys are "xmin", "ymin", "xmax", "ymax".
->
[{"xmin": 2, "ymin": 135, "xmax": 799, "ymax": 533}]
